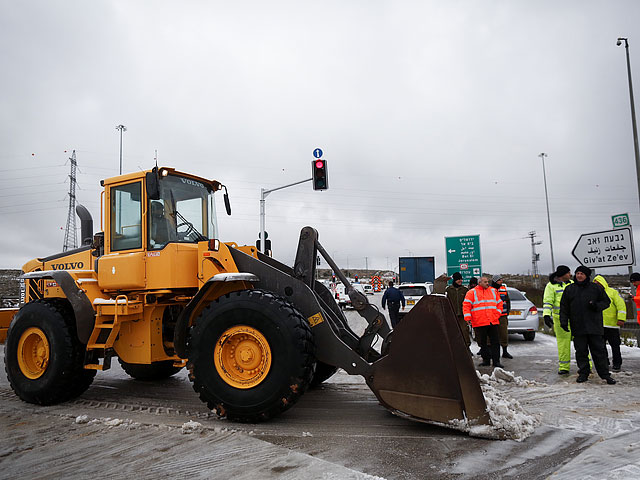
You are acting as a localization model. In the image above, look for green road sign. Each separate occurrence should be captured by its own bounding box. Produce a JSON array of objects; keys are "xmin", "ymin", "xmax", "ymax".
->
[
  {"xmin": 612, "ymin": 213, "xmax": 630, "ymax": 229},
  {"xmin": 445, "ymin": 235, "xmax": 482, "ymax": 284}
]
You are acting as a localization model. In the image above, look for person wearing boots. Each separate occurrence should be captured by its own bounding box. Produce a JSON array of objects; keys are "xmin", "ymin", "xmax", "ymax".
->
[
  {"xmin": 446, "ymin": 272, "xmax": 471, "ymax": 352},
  {"xmin": 543, "ymin": 265, "xmax": 573, "ymax": 375},
  {"xmin": 560, "ymin": 266, "xmax": 615, "ymax": 384},
  {"xmin": 593, "ymin": 275, "xmax": 626, "ymax": 372},
  {"xmin": 491, "ymin": 274, "xmax": 512, "ymax": 359},
  {"xmin": 463, "ymin": 275, "xmax": 503, "ymax": 368}
]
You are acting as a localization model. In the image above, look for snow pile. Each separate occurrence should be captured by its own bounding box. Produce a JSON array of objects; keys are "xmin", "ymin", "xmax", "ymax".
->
[
  {"xmin": 470, "ymin": 379, "xmax": 538, "ymax": 441},
  {"xmin": 480, "ymin": 367, "xmax": 543, "ymax": 387},
  {"xmin": 74, "ymin": 416, "xmax": 140, "ymax": 429},
  {"xmin": 445, "ymin": 368, "xmax": 539, "ymax": 441},
  {"xmin": 302, "ymin": 431, "xmax": 313, "ymax": 437},
  {"xmin": 181, "ymin": 420, "xmax": 204, "ymax": 434},
  {"xmin": 75, "ymin": 415, "xmax": 89, "ymax": 424}
]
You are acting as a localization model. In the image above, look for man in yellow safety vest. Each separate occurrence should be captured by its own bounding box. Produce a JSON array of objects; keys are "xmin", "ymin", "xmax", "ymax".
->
[{"xmin": 543, "ymin": 265, "xmax": 573, "ymax": 375}]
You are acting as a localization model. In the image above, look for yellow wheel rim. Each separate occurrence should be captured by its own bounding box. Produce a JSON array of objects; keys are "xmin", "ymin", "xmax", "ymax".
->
[
  {"xmin": 17, "ymin": 327, "xmax": 50, "ymax": 380},
  {"xmin": 214, "ymin": 325, "xmax": 272, "ymax": 389}
]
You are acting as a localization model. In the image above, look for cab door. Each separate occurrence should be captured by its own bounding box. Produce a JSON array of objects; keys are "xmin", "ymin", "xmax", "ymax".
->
[{"xmin": 98, "ymin": 181, "xmax": 147, "ymax": 290}]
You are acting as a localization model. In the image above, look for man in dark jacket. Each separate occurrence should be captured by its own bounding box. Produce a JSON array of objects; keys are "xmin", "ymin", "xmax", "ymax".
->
[
  {"xmin": 382, "ymin": 281, "xmax": 405, "ymax": 328},
  {"xmin": 445, "ymin": 272, "xmax": 471, "ymax": 350},
  {"xmin": 560, "ymin": 266, "xmax": 615, "ymax": 384},
  {"xmin": 491, "ymin": 274, "xmax": 512, "ymax": 359}
]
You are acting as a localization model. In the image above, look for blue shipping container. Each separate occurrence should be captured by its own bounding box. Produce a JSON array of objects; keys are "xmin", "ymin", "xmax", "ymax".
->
[{"xmin": 398, "ymin": 257, "xmax": 435, "ymax": 284}]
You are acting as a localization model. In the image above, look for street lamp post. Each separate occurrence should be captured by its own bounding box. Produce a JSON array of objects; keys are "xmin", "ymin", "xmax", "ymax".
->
[
  {"xmin": 116, "ymin": 124, "xmax": 127, "ymax": 175},
  {"xmin": 617, "ymin": 37, "xmax": 640, "ymax": 212},
  {"xmin": 538, "ymin": 152, "xmax": 555, "ymax": 271}
]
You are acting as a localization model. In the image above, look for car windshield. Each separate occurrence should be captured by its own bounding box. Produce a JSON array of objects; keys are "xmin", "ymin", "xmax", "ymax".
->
[
  {"xmin": 507, "ymin": 289, "xmax": 526, "ymax": 301},
  {"xmin": 399, "ymin": 286, "xmax": 427, "ymax": 296},
  {"xmin": 148, "ymin": 174, "xmax": 219, "ymax": 250}
]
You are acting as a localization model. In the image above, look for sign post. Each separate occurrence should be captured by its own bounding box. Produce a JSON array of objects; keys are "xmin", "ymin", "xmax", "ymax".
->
[
  {"xmin": 571, "ymin": 227, "xmax": 635, "ymax": 268},
  {"xmin": 445, "ymin": 235, "xmax": 482, "ymax": 283}
]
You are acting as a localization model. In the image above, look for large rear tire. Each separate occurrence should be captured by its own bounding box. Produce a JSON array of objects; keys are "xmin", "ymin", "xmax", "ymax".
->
[
  {"xmin": 523, "ymin": 331, "xmax": 536, "ymax": 341},
  {"xmin": 118, "ymin": 359, "xmax": 182, "ymax": 380},
  {"xmin": 4, "ymin": 299, "xmax": 96, "ymax": 405},
  {"xmin": 187, "ymin": 289, "xmax": 315, "ymax": 422}
]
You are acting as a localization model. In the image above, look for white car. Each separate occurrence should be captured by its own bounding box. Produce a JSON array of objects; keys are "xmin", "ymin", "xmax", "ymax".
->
[
  {"xmin": 397, "ymin": 282, "xmax": 433, "ymax": 318},
  {"xmin": 506, "ymin": 287, "xmax": 538, "ymax": 341},
  {"xmin": 363, "ymin": 284, "xmax": 374, "ymax": 295},
  {"xmin": 334, "ymin": 283, "xmax": 365, "ymax": 309}
]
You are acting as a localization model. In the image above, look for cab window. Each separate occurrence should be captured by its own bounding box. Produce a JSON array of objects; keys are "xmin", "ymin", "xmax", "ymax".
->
[{"xmin": 110, "ymin": 182, "xmax": 142, "ymax": 251}]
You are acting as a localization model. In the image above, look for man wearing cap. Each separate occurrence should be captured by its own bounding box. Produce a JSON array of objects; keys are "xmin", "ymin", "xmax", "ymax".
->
[
  {"xmin": 543, "ymin": 265, "xmax": 573, "ymax": 375},
  {"xmin": 491, "ymin": 274, "xmax": 512, "ymax": 359},
  {"xmin": 560, "ymin": 266, "xmax": 615, "ymax": 384},
  {"xmin": 446, "ymin": 272, "xmax": 471, "ymax": 351}
]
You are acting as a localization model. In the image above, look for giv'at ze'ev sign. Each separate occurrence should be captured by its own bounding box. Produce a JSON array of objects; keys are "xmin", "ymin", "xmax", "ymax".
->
[{"xmin": 571, "ymin": 227, "xmax": 634, "ymax": 268}]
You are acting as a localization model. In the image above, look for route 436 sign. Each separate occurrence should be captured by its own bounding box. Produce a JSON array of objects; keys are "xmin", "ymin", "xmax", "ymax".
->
[{"xmin": 571, "ymin": 227, "xmax": 635, "ymax": 268}]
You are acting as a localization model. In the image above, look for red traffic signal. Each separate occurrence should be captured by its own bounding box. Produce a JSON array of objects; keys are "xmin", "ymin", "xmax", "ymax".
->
[{"xmin": 312, "ymin": 159, "xmax": 328, "ymax": 190}]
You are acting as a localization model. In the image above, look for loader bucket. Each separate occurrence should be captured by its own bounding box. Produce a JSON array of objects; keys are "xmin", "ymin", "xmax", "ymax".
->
[{"xmin": 367, "ymin": 295, "xmax": 491, "ymax": 427}]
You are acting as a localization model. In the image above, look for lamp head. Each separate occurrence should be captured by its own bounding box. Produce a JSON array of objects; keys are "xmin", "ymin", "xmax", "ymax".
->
[{"xmin": 617, "ymin": 37, "xmax": 627, "ymax": 47}]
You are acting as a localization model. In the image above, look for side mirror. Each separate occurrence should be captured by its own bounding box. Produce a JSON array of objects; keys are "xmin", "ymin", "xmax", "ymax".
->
[
  {"xmin": 222, "ymin": 185, "xmax": 231, "ymax": 216},
  {"xmin": 146, "ymin": 168, "xmax": 160, "ymax": 201}
]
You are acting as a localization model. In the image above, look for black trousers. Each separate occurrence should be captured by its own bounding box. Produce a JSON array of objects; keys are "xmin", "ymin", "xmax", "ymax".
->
[
  {"xmin": 475, "ymin": 324, "xmax": 501, "ymax": 365},
  {"xmin": 603, "ymin": 327, "xmax": 622, "ymax": 368},
  {"xmin": 388, "ymin": 302, "xmax": 401, "ymax": 328},
  {"xmin": 573, "ymin": 334, "xmax": 610, "ymax": 378}
]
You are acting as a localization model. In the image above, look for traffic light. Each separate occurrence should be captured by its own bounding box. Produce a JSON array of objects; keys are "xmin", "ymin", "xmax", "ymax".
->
[
  {"xmin": 256, "ymin": 231, "xmax": 272, "ymax": 256},
  {"xmin": 312, "ymin": 159, "xmax": 328, "ymax": 190}
]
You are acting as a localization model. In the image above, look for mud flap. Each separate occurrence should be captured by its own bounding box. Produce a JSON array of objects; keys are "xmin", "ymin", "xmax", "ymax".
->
[{"xmin": 367, "ymin": 295, "xmax": 491, "ymax": 426}]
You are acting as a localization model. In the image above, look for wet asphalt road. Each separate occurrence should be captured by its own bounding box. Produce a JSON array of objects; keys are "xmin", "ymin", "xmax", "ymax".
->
[{"xmin": 1, "ymin": 293, "xmax": 634, "ymax": 479}]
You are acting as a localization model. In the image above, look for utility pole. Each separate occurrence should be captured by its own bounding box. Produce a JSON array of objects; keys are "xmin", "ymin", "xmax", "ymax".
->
[
  {"xmin": 116, "ymin": 124, "xmax": 127, "ymax": 174},
  {"xmin": 63, "ymin": 151, "xmax": 78, "ymax": 252},
  {"xmin": 528, "ymin": 231, "xmax": 542, "ymax": 288},
  {"xmin": 538, "ymin": 153, "xmax": 555, "ymax": 271},
  {"xmin": 617, "ymin": 37, "xmax": 640, "ymax": 281},
  {"xmin": 617, "ymin": 38, "xmax": 640, "ymax": 212}
]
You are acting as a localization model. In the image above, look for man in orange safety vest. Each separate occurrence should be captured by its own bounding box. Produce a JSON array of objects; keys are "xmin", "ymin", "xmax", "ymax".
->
[{"xmin": 463, "ymin": 275, "xmax": 504, "ymax": 368}]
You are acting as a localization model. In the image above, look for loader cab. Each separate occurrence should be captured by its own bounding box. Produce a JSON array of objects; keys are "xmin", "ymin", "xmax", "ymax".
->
[
  {"xmin": 99, "ymin": 167, "xmax": 222, "ymax": 291},
  {"xmin": 145, "ymin": 171, "xmax": 219, "ymax": 250}
]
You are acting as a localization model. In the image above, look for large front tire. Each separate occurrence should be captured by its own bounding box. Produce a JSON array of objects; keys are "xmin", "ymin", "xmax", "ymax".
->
[
  {"xmin": 187, "ymin": 289, "xmax": 315, "ymax": 422},
  {"xmin": 4, "ymin": 300, "xmax": 96, "ymax": 405}
]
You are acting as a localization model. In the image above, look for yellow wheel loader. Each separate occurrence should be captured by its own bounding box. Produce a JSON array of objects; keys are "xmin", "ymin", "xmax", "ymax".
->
[{"xmin": 0, "ymin": 167, "xmax": 490, "ymax": 427}]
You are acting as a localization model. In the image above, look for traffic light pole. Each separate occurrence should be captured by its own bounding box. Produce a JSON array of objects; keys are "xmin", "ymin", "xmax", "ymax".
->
[{"xmin": 260, "ymin": 178, "xmax": 312, "ymax": 254}]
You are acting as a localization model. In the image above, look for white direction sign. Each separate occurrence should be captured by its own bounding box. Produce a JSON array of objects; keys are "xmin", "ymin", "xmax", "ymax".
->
[{"xmin": 571, "ymin": 227, "xmax": 635, "ymax": 268}]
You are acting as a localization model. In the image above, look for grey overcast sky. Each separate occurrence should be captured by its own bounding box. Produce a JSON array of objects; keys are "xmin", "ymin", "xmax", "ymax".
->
[{"xmin": 1, "ymin": 0, "xmax": 639, "ymax": 277}]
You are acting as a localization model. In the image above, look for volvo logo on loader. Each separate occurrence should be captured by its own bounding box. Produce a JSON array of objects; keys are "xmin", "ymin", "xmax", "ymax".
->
[
  {"xmin": 51, "ymin": 261, "xmax": 84, "ymax": 270},
  {"xmin": 180, "ymin": 178, "xmax": 206, "ymax": 189}
]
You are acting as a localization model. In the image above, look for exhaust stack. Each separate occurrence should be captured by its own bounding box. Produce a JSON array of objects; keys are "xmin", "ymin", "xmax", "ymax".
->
[{"xmin": 75, "ymin": 204, "xmax": 93, "ymax": 246}]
